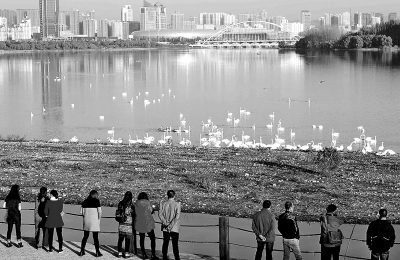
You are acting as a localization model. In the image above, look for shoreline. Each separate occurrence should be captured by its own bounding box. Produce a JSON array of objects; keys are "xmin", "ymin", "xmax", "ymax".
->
[{"xmin": 0, "ymin": 140, "xmax": 399, "ymax": 224}]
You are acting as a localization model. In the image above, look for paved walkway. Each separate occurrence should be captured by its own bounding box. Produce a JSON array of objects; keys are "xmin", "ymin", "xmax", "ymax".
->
[{"xmin": 0, "ymin": 236, "xmax": 222, "ymax": 260}]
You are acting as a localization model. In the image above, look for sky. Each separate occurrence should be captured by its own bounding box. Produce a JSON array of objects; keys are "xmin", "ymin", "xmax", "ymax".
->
[{"xmin": 1, "ymin": 0, "xmax": 399, "ymax": 21}]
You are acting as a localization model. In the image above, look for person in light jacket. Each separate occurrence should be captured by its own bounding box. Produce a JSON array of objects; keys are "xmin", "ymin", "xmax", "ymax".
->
[
  {"xmin": 117, "ymin": 191, "xmax": 135, "ymax": 258},
  {"xmin": 79, "ymin": 190, "xmax": 102, "ymax": 257},
  {"xmin": 134, "ymin": 192, "xmax": 158, "ymax": 260},
  {"xmin": 159, "ymin": 190, "xmax": 181, "ymax": 260},
  {"xmin": 34, "ymin": 187, "xmax": 48, "ymax": 249},
  {"xmin": 44, "ymin": 190, "xmax": 64, "ymax": 253}
]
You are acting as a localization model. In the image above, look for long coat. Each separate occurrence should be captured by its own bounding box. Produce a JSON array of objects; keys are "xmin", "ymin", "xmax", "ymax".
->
[
  {"xmin": 81, "ymin": 198, "xmax": 102, "ymax": 232},
  {"xmin": 134, "ymin": 199, "xmax": 155, "ymax": 233}
]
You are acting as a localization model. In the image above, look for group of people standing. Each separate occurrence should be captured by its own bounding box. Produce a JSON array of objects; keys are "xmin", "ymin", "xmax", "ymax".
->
[
  {"xmin": 252, "ymin": 200, "xmax": 396, "ymax": 260},
  {"xmin": 3, "ymin": 185, "xmax": 182, "ymax": 260}
]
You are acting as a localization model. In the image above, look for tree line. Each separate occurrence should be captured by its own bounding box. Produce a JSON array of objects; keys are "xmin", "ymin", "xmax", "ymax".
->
[
  {"xmin": 0, "ymin": 39, "xmax": 159, "ymax": 51},
  {"xmin": 295, "ymin": 20, "xmax": 400, "ymax": 50}
]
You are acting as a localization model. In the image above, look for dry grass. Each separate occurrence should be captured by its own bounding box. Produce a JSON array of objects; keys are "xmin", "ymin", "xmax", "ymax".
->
[{"xmin": 0, "ymin": 141, "xmax": 399, "ymax": 224}]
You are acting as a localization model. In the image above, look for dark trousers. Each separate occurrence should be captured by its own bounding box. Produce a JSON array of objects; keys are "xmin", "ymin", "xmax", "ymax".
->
[
  {"xmin": 139, "ymin": 229, "xmax": 156, "ymax": 256},
  {"xmin": 321, "ymin": 246, "xmax": 340, "ymax": 260},
  {"xmin": 118, "ymin": 236, "xmax": 131, "ymax": 253},
  {"xmin": 48, "ymin": 227, "xmax": 63, "ymax": 251},
  {"xmin": 162, "ymin": 231, "xmax": 180, "ymax": 260},
  {"xmin": 81, "ymin": 231, "xmax": 100, "ymax": 252},
  {"xmin": 7, "ymin": 220, "xmax": 21, "ymax": 240},
  {"xmin": 35, "ymin": 224, "xmax": 46, "ymax": 246},
  {"xmin": 255, "ymin": 241, "xmax": 274, "ymax": 260}
]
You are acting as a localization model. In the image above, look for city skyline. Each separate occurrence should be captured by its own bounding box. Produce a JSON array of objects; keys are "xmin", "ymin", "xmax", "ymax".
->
[{"xmin": 1, "ymin": 0, "xmax": 399, "ymax": 22}]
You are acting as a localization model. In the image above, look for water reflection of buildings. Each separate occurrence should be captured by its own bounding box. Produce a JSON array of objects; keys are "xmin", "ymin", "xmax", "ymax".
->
[{"xmin": 41, "ymin": 54, "xmax": 63, "ymax": 136}]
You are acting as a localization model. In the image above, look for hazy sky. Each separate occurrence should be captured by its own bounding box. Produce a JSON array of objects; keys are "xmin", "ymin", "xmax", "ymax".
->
[{"xmin": 1, "ymin": 0, "xmax": 399, "ymax": 21}]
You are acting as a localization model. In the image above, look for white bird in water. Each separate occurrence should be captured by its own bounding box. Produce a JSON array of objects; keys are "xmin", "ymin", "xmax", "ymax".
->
[
  {"xmin": 145, "ymin": 91, "xmax": 149, "ymax": 95},
  {"xmin": 99, "ymin": 116, "xmax": 105, "ymax": 120},
  {"xmin": 332, "ymin": 129, "xmax": 340, "ymax": 138},
  {"xmin": 128, "ymin": 135, "xmax": 137, "ymax": 145},
  {"xmin": 69, "ymin": 136, "xmax": 79, "ymax": 143},
  {"xmin": 144, "ymin": 99, "xmax": 150, "ymax": 106},
  {"xmin": 318, "ymin": 125, "xmax": 323, "ymax": 130},
  {"xmin": 269, "ymin": 112, "xmax": 275, "ymax": 120},
  {"xmin": 347, "ymin": 142, "xmax": 353, "ymax": 151},
  {"xmin": 129, "ymin": 98, "xmax": 134, "ymax": 105},
  {"xmin": 112, "ymin": 96, "xmax": 116, "ymax": 100},
  {"xmin": 239, "ymin": 107, "xmax": 246, "ymax": 114},
  {"xmin": 42, "ymin": 106, "xmax": 46, "ymax": 113},
  {"xmin": 31, "ymin": 112, "xmax": 34, "ymax": 118},
  {"xmin": 290, "ymin": 129, "xmax": 295, "ymax": 138},
  {"xmin": 107, "ymin": 127, "xmax": 115, "ymax": 137},
  {"xmin": 227, "ymin": 111, "xmax": 233, "ymax": 118},
  {"xmin": 122, "ymin": 92, "xmax": 127, "ymax": 97},
  {"xmin": 71, "ymin": 104, "xmax": 75, "ymax": 108},
  {"xmin": 180, "ymin": 113, "xmax": 184, "ymax": 120},
  {"xmin": 378, "ymin": 142, "xmax": 384, "ymax": 151}
]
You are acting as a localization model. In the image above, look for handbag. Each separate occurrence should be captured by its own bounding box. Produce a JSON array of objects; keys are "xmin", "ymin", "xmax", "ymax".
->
[
  {"xmin": 323, "ymin": 215, "xmax": 343, "ymax": 244},
  {"xmin": 115, "ymin": 207, "xmax": 127, "ymax": 223}
]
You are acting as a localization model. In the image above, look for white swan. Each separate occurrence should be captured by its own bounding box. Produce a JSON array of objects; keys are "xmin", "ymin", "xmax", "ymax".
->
[
  {"xmin": 377, "ymin": 149, "xmax": 396, "ymax": 156},
  {"xmin": 347, "ymin": 142, "xmax": 353, "ymax": 151},
  {"xmin": 69, "ymin": 136, "xmax": 79, "ymax": 143},
  {"xmin": 107, "ymin": 127, "xmax": 114, "ymax": 136},
  {"xmin": 128, "ymin": 135, "xmax": 137, "ymax": 145},
  {"xmin": 378, "ymin": 142, "xmax": 384, "ymax": 151},
  {"xmin": 48, "ymin": 138, "xmax": 60, "ymax": 143},
  {"xmin": 332, "ymin": 129, "xmax": 340, "ymax": 139},
  {"xmin": 266, "ymin": 122, "xmax": 273, "ymax": 129},
  {"xmin": 99, "ymin": 116, "xmax": 104, "ymax": 120}
]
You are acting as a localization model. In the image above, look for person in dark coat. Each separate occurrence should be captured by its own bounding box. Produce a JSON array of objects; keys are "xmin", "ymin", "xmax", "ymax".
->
[
  {"xmin": 319, "ymin": 204, "xmax": 344, "ymax": 260},
  {"xmin": 366, "ymin": 209, "xmax": 396, "ymax": 260},
  {"xmin": 252, "ymin": 200, "xmax": 275, "ymax": 260},
  {"xmin": 34, "ymin": 187, "xmax": 49, "ymax": 249},
  {"xmin": 79, "ymin": 190, "xmax": 102, "ymax": 257},
  {"xmin": 134, "ymin": 192, "xmax": 158, "ymax": 260},
  {"xmin": 3, "ymin": 184, "xmax": 23, "ymax": 248},
  {"xmin": 117, "ymin": 191, "xmax": 135, "ymax": 258},
  {"xmin": 44, "ymin": 190, "xmax": 64, "ymax": 253},
  {"xmin": 278, "ymin": 201, "xmax": 302, "ymax": 260}
]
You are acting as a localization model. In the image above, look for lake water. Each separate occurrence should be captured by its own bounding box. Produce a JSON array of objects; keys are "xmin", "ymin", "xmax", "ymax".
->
[
  {"xmin": 1, "ymin": 202, "xmax": 400, "ymax": 260},
  {"xmin": 0, "ymin": 49, "xmax": 399, "ymax": 152}
]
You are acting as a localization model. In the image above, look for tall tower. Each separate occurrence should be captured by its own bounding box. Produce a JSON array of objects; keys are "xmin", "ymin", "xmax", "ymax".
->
[
  {"xmin": 300, "ymin": 10, "xmax": 311, "ymax": 30},
  {"xmin": 122, "ymin": 5, "xmax": 133, "ymax": 22},
  {"xmin": 140, "ymin": 0, "xmax": 167, "ymax": 31},
  {"xmin": 39, "ymin": 0, "xmax": 60, "ymax": 39}
]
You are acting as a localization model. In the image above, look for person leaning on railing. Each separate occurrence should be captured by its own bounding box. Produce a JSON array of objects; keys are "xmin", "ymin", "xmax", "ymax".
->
[
  {"xmin": 34, "ymin": 186, "xmax": 49, "ymax": 249},
  {"xmin": 79, "ymin": 190, "xmax": 103, "ymax": 257},
  {"xmin": 3, "ymin": 184, "xmax": 23, "ymax": 248}
]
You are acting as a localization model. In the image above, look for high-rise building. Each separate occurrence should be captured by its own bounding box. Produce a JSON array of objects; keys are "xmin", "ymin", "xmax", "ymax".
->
[
  {"xmin": 59, "ymin": 11, "xmax": 70, "ymax": 31},
  {"xmin": 361, "ymin": 13, "xmax": 372, "ymax": 27},
  {"xmin": 39, "ymin": 0, "xmax": 60, "ymax": 39},
  {"xmin": 388, "ymin": 13, "xmax": 397, "ymax": 21},
  {"xmin": 10, "ymin": 18, "xmax": 32, "ymax": 40},
  {"xmin": 342, "ymin": 12, "xmax": 351, "ymax": 27},
  {"xmin": 97, "ymin": 19, "xmax": 109, "ymax": 37},
  {"xmin": 70, "ymin": 9, "xmax": 80, "ymax": 35},
  {"xmin": 121, "ymin": 5, "xmax": 133, "ymax": 22},
  {"xmin": 260, "ymin": 10, "xmax": 268, "ymax": 22},
  {"xmin": 16, "ymin": 9, "xmax": 40, "ymax": 27},
  {"xmin": 188, "ymin": 16, "xmax": 198, "ymax": 25},
  {"xmin": 331, "ymin": 15, "xmax": 339, "ymax": 28},
  {"xmin": 238, "ymin": 13, "xmax": 250, "ymax": 23},
  {"xmin": 354, "ymin": 12, "xmax": 362, "ymax": 27},
  {"xmin": 0, "ymin": 18, "xmax": 7, "ymax": 41},
  {"xmin": 140, "ymin": 0, "xmax": 167, "ymax": 31},
  {"xmin": 282, "ymin": 22, "xmax": 304, "ymax": 36},
  {"xmin": 372, "ymin": 13, "xmax": 384, "ymax": 24},
  {"xmin": 171, "ymin": 12, "xmax": 184, "ymax": 30},
  {"xmin": 324, "ymin": 13, "xmax": 331, "ymax": 26},
  {"xmin": 83, "ymin": 19, "xmax": 96, "ymax": 37},
  {"xmin": 0, "ymin": 10, "xmax": 17, "ymax": 27},
  {"xmin": 319, "ymin": 17, "xmax": 325, "ymax": 27},
  {"xmin": 300, "ymin": 10, "xmax": 311, "ymax": 30}
]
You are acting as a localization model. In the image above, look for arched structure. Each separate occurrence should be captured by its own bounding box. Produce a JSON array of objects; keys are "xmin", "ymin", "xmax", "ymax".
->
[{"xmin": 194, "ymin": 21, "xmax": 301, "ymax": 48}]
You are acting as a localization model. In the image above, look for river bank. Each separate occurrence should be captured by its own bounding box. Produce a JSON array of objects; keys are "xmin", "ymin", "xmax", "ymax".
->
[{"xmin": 0, "ymin": 141, "xmax": 399, "ymax": 223}]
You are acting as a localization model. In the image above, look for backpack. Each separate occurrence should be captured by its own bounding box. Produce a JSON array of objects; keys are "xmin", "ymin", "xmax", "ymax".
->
[{"xmin": 115, "ymin": 204, "xmax": 127, "ymax": 223}]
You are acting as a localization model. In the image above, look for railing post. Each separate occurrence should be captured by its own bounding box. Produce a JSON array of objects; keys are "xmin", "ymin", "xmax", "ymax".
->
[{"xmin": 219, "ymin": 216, "xmax": 230, "ymax": 260}]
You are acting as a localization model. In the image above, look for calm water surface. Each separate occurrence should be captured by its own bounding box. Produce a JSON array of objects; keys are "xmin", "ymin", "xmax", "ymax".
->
[
  {"xmin": 1, "ymin": 202, "xmax": 400, "ymax": 260},
  {"xmin": 0, "ymin": 49, "xmax": 399, "ymax": 151}
]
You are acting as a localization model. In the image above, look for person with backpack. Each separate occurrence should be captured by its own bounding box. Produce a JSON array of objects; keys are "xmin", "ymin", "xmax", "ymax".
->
[
  {"xmin": 366, "ymin": 209, "xmax": 396, "ymax": 260},
  {"xmin": 116, "ymin": 191, "xmax": 135, "ymax": 258},
  {"xmin": 3, "ymin": 184, "xmax": 23, "ymax": 248},
  {"xmin": 319, "ymin": 204, "xmax": 344, "ymax": 260},
  {"xmin": 79, "ymin": 190, "xmax": 102, "ymax": 257},
  {"xmin": 34, "ymin": 187, "xmax": 49, "ymax": 249}
]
